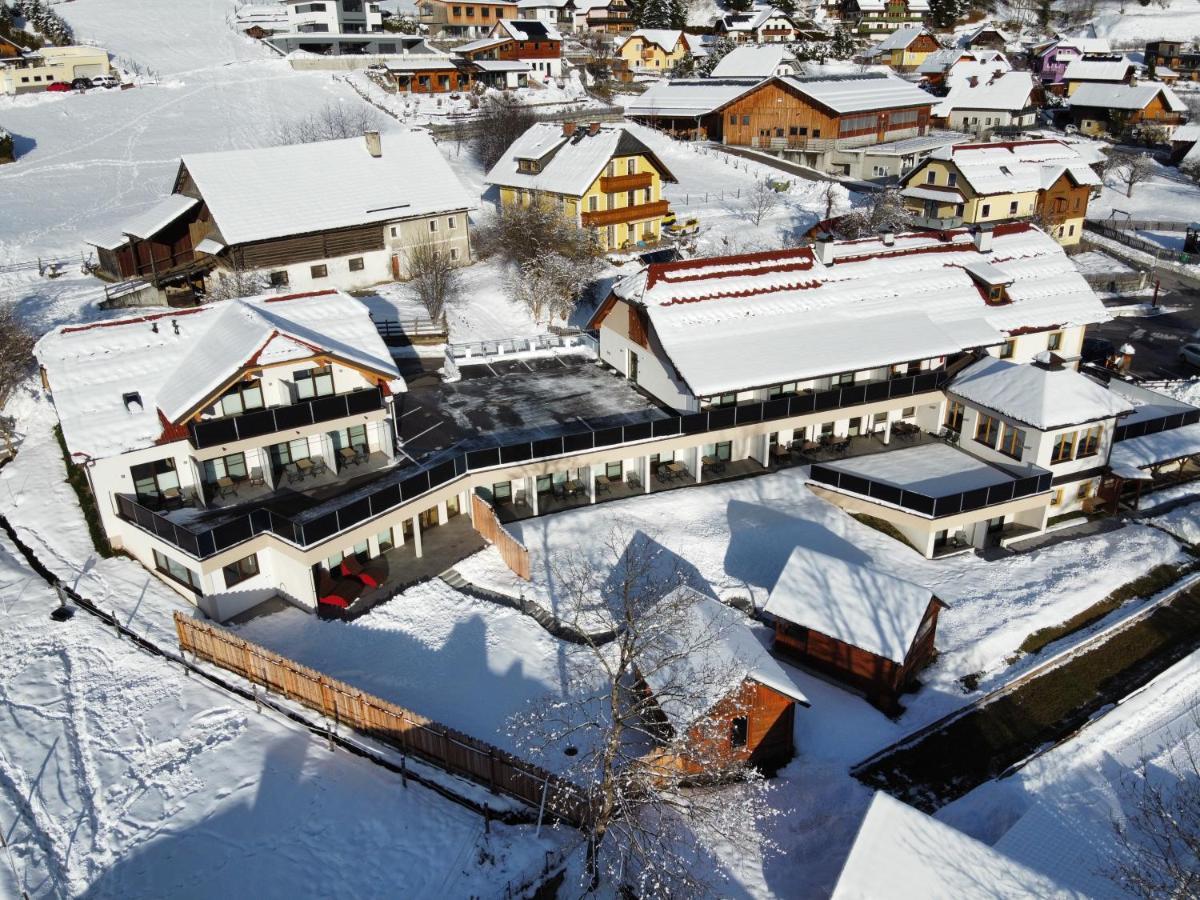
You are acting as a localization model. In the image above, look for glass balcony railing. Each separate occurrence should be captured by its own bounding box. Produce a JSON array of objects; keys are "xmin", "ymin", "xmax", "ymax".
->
[{"xmin": 188, "ymin": 387, "xmax": 385, "ymax": 449}]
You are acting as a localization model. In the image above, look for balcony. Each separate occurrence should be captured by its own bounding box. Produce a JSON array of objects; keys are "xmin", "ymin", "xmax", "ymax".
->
[
  {"xmin": 909, "ymin": 214, "xmax": 965, "ymax": 230},
  {"xmin": 581, "ymin": 199, "xmax": 669, "ymax": 228},
  {"xmin": 188, "ymin": 387, "xmax": 385, "ymax": 450},
  {"xmin": 599, "ymin": 171, "xmax": 653, "ymax": 193}
]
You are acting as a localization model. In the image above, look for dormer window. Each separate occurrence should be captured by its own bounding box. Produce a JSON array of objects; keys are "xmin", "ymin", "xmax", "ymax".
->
[
  {"xmin": 926, "ymin": 169, "xmax": 936, "ymax": 184},
  {"xmin": 517, "ymin": 158, "xmax": 540, "ymax": 174},
  {"xmin": 122, "ymin": 391, "xmax": 143, "ymax": 413},
  {"xmin": 963, "ymin": 259, "xmax": 1014, "ymax": 305}
]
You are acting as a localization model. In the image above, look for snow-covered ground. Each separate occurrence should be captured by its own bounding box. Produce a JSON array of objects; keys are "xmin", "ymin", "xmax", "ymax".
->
[
  {"xmin": 1151, "ymin": 499, "xmax": 1200, "ymax": 543},
  {"xmin": 1091, "ymin": 160, "xmax": 1200, "ymax": 225},
  {"xmin": 1088, "ymin": 0, "xmax": 1200, "ymax": 44}
]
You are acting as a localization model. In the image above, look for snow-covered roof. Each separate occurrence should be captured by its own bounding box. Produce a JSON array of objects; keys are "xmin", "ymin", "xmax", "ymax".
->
[
  {"xmin": 823, "ymin": 442, "xmax": 1016, "ymax": 497},
  {"xmin": 639, "ymin": 586, "xmax": 808, "ymax": 734},
  {"xmin": 609, "ymin": 224, "xmax": 1107, "ymax": 397},
  {"xmin": 709, "ymin": 44, "xmax": 796, "ymax": 79},
  {"xmin": 1042, "ymin": 36, "xmax": 1110, "ymax": 57},
  {"xmin": 484, "ymin": 122, "xmax": 675, "ymax": 196},
  {"xmin": 911, "ymin": 139, "xmax": 1100, "ymax": 195},
  {"xmin": 1170, "ymin": 122, "xmax": 1200, "ymax": 144},
  {"xmin": 622, "ymin": 29, "xmax": 686, "ymax": 52},
  {"xmin": 1108, "ymin": 377, "xmax": 1198, "ymax": 427},
  {"xmin": 965, "ymin": 22, "xmax": 1009, "ymax": 44},
  {"xmin": 1069, "ymin": 81, "xmax": 1187, "ymax": 112},
  {"xmin": 36, "ymin": 291, "xmax": 400, "ymax": 460},
  {"xmin": 832, "ymin": 793, "xmax": 1080, "ymax": 899},
  {"xmin": 179, "ymin": 131, "xmax": 473, "ymax": 246},
  {"xmin": 765, "ymin": 547, "xmax": 936, "ymax": 664},
  {"xmin": 872, "ymin": 26, "xmax": 934, "ymax": 52},
  {"xmin": 851, "ymin": 129, "xmax": 970, "ymax": 157},
  {"xmin": 719, "ymin": 5, "xmax": 790, "ymax": 31},
  {"xmin": 949, "ymin": 356, "xmax": 1133, "ymax": 430},
  {"xmin": 1063, "ymin": 57, "xmax": 1134, "ymax": 83},
  {"xmin": 933, "ymin": 69, "xmax": 1035, "ymax": 116},
  {"xmin": 777, "ymin": 72, "xmax": 934, "ymax": 114},
  {"xmin": 625, "ymin": 77, "xmax": 762, "ymax": 117},
  {"xmin": 855, "ymin": 0, "xmax": 928, "ymax": 10},
  {"xmin": 1110, "ymin": 422, "xmax": 1200, "ymax": 470},
  {"xmin": 385, "ymin": 57, "xmax": 458, "ymax": 71},
  {"xmin": 917, "ymin": 47, "xmax": 966, "ymax": 74},
  {"xmin": 493, "ymin": 17, "xmax": 561, "ymax": 40},
  {"xmin": 471, "ymin": 59, "xmax": 531, "ymax": 72}
]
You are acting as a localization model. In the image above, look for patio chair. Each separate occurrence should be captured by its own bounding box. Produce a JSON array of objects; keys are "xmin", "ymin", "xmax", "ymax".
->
[
  {"xmin": 514, "ymin": 488, "xmax": 528, "ymax": 508},
  {"xmin": 248, "ymin": 467, "xmax": 266, "ymax": 487},
  {"xmin": 353, "ymin": 444, "xmax": 369, "ymax": 464},
  {"xmin": 340, "ymin": 555, "xmax": 387, "ymax": 590},
  {"xmin": 285, "ymin": 463, "xmax": 303, "ymax": 485},
  {"xmin": 309, "ymin": 456, "xmax": 327, "ymax": 477},
  {"xmin": 316, "ymin": 569, "xmax": 362, "ymax": 617},
  {"xmin": 626, "ymin": 471, "xmax": 642, "ymax": 491}
]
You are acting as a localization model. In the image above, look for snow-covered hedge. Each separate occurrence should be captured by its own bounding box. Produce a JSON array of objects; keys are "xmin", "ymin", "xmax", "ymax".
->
[{"xmin": 0, "ymin": 127, "xmax": 13, "ymax": 165}]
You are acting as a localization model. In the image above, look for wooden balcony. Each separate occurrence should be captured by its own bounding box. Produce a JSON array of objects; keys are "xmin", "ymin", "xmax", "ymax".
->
[
  {"xmin": 582, "ymin": 199, "xmax": 669, "ymax": 228},
  {"xmin": 598, "ymin": 171, "xmax": 652, "ymax": 193}
]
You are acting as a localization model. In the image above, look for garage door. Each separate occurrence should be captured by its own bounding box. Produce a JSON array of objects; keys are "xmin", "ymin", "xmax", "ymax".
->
[{"xmin": 73, "ymin": 64, "xmax": 104, "ymax": 78}]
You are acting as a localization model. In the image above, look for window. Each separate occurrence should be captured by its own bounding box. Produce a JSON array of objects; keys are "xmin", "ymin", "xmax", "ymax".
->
[
  {"xmin": 450, "ymin": 247, "xmax": 460, "ymax": 261},
  {"xmin": 981, "ymin": 203, "xmax": 991, "ymax": 218},
  {"xmin": 999, "ymin": 340, "xmax": 1014, "ymax": 359},
  {"xmin": 902, "ymin": 406, "xmax": 915, "ymax": 418},
  {"xmin": 943, "ymin": 401, "xmax": 965, "ymax": 431},
  {"xmin": 492, "ymin": 480, "xmax": 512, "ymax": 501},
  {"xmin": 1078, "ymin": 481, "xmax": 1093, "ymax": 500},
  {"xmin": 222, "ymin": 554, "xmax": 260, "ymax": 588},
  {"xmin": 998, "ymin": 424, "xmax": 1026, "ymax": 459},
  {"xmin": 926, "ymin": 169, "xmax": 937, "ymax": 184},
  {"xmin": 294, "ymin": 365, "xmax": 334, "ymax": 400},
  {"xmin": 626, "ymin": 157, "xmax": 636, "ymax": 175},
  {"xmin": 588, "ymin": 195, "xmax": 598, "ymax": 212},
  {"xmin": 835, "ymin": 372, "xmax": 855, "ymax": 387},
  {"xmin": 730, "ymin": 716, "xmax": 748, "ymax": 748},
  {"xmin": 331, "ymin": 423, "xmax": 368, "ymax": 455},
  {"xmin": 974, "ymin": 413, "xmax": 1000, "ymax": 449},
  {"xmin": 1009, "ymin": 200, "xmax": 1019, "ymax": 215},
  {"xmin": 269, "ymin": 270, "xmax": 289, "ymax": 287},
  {"xmin": 767, "ymin": 382, "xmax": 799, "ymax": 398},
  {"xmin": 429, "ymin": 219, "xmax": 438, "ymax": 232},
  {"xmin": 203, "ymin": 451, "xmax": 248, "ymax": 484},
  {"xmin": 131, "ymin": 459, "xmax": 179, "ymax": 500},
  {"xmin": 1047, "ymin": 331, "xmax": 1063, "ymax": 351},
  {"xmin": 741, "ymin": 115, "xmax": 750, "ymax": 125},
  {"xmin": 1051, "ymin": 488, "xmax": 1063, "ymax": 506},
  {"xmin": 710, "ymin": 392, "xmax": 737, "ymax": 407},
  {"xmin": 947, "ymin": 172, "xmax": 958, "ymax": 187},
  {"xmin": 729, "ymin": 113, "xmax": 737, "ymax": 125},
  {"xmin": 349, "ymin": 257, "xmax": 364, "ymax": 272},
  {"xmin": 1076, "ymin": 425, "xmax": 1102, "ymax": 458},
  {"xmin": 218, "ymin": 381, "xmax": 264, "ymax": 417},
  {"xmin": 390, "ymin": 226, "xmax": 398, "ymax": 238},
  {"xmin": 1051, "ymin": 431, "xmax": 1076, "ymax": 463},
  {"xmin": 605, "ymin": 461, "xmax": 622, "ymax": 479},
  {"xmin": 343, "ymin": 0, "xmax": 362, "ymax": 9},
  {"xmin": 447, "ymin": 215, "xmax": 456, "ymax": 229},
  {"xmin": 377, "ymin": 528, "xmax": 395, "ymax": 553},
  {"xmin": 839, "ymin": 113, "xmax": 877, "ymax": 135},
  {"xmin": 153, "ymin": 549, "xmax": 202, "ymax": 593},
  {"xmin": 310, "ymin": 264, "xmax": 328, "ymax": 279}
]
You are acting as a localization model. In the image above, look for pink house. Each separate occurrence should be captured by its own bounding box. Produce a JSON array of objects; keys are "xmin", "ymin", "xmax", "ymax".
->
[{"xmin": 1032, "ymin": 36, "xmax": 1110, "ymax": 85}]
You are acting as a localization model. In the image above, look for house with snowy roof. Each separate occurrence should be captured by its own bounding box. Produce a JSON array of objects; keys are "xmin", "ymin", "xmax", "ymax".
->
[
  {"xmin": 571, "ymin": 0, "xmax": 634, "ymax": 33},
  {"xmin": 708, "ymin": 44, "xmax": 799, "ymax": 80},
  {"xmin": 417, "ymin": 0, "xmax": 519, "ymax": 39},
  {"xmin": 899, "ymin": 139, "xmax": 1100, "ymax": 245},
  {"xmin": 841, "ymin": 0, "xmax": 928, "ymax": 36},
  {"xmin": 615, "ymin": 29, "xmax": 699, "ymax": 76},
  {"xmin": 1067, "ymin": 81, "xmax": 1188, "ymax": 137},
  {"xmin": 714, "ymin": 6, "xmax": 797, "ymax": 43},
  {"xmin": 1031, "ymin": 34, "xmax": 1111, "ymax": 86},
  {"xmin": 764, "ymin": 547, "xmax": 944, "ymax": 711},
  {"xmin": 1062, "ymin": 55, "xmax": 1136, "ymax": 96},
  {"xmin": 1145, "ymin": 39, "xmax": 1200, "ymax": 81},
  {"xmin": 265, "ymin": 0, "xmax": 393, "ymax": 54},
  {"xmin": 930, "ymin": 67, "xmax": 1039, "ymax": 138},
  {"xmin": 637, "ymin": 587, "xmax": 809, "ymax": 774},
  {"xmin": 516, "ymin": 0, "xmax": 577, "ymax": 31},
  {"xmin": 86, "ymin": 131, "xmax": 473, "ymax": 300},
  {"xmin": 917, "ymin": 48, "xmax": 1007, "ymax": 88},
  {"xmin": 34, "ymin": 290, "xmax": 407, "ymax": 614},
  {"xmin": 963, "ymin": 22, "xmax": 1009, "ymax": 51},
  {"xmin": 865, "ymin": 26, "xmax": 941, "ymax": 72},
  {"xmin": 484, "ymin": 121, "xmax": 677, "ymax": 251}
]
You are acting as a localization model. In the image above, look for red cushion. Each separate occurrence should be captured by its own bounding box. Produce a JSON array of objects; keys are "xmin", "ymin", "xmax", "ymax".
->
[{"xmin": 319, "ymin": 594, "xmax": 350, "ymax": 608}]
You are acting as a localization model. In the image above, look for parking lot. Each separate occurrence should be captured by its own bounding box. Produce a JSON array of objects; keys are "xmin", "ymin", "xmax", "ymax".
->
[{"xmin": 1092, "ymin": 273, "xmax": 1200, "ymax": 380}]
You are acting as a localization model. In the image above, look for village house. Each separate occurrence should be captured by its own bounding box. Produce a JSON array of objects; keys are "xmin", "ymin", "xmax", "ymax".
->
[
  {"xmin": 267, "ymin": 0, "xmax": 435, "ymax": 55},
  {"xmin": 833, "ymin": 130, "xmax": 970, "ymax": 181},
  {"xmin": 918, "ymin": 48, "xmax": 1008, "ymax": 89},
  {"xmin": 638, "ymin": 587, "xmax": 809, "ymax": 774},
  {"xmin": 484, "ymin": 121, "xmax": 677, "ymax": 251},
  {"xmin": 615, "ymin": 29, "xmax": 698, "ymax": 75},
  {"xmin": 930, "ymin": 67, "xmax": 1039, "ymax": 138},
  {"xmin": 963, "ymin": 22, "xmax": 1009, "ymax": 51},
  {"xmin": 1170, "ymin": 122, "xmax": 1200, "ymax": 164},
  {"xmin": 708, "ymin": 44, "xmax": 799, "ymax": 80},
  {"xmin": 234, "ymin": 4, "xmax": 291, "ymax": 38},
  {"xmin": 572, "ymin": 0, "xmax": 633, "ymax": 33},
  {"xmin": 516, "ymin": 0, "xmax": 577, "ymax": 31},
  {"xmin": 379, "ymin": 53, "xmax": 478, "ymax": 93},
  {"xmin": 1144, "ymin": 39, "xmax": 1200, "ymax": 81},
  {"xmin": 418, "ymin": 0, "xmax": 518, "ymax": 39},
  {"xmin": 1062, "ymin": 55, "xmax": 1136, "ymax": 96},
  {"xmin": 714, "ymin": 6, "xmax": 797, "ymax": 43},
  {"xmin": 1030, "ymin": 34, "xmax": 1111, "ymax": 87},
  {"xmin": 899, "ymin": 139, "xmax": 1100, "ymax": 245},
  {"xmin": 1067, "ymin": 81, "xmax": 1187, "ymax": 136},
  {"xmin": 457, "ymin": 18, "xmax": 563, "ymax": 78},
  {"xmin": 0, "ymin": 44, "xmax": 112, "ymax": 94},
  {"xmin": 622, "ymin": 78, "xmax": 760, "ymax": 140},
  {"xmin": 865, "ymin": 25, "xmax": 941, "ymax": 72},
  {"xmin": 842, "ymin": 0, "xmax": 928, "ymax": 36},
  {"xmin": 764, "ymin": 547, "xmax": 944, "ymax": 712},
  {"xmin": 86, "ymin": 131, "xmax": 473, "ymax": 300}
]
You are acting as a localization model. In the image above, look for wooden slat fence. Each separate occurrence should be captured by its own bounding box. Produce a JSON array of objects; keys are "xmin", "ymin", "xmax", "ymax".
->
[
  {"xmin": 471, "ymin": 492, "xmax": 532, "ymax": 580},
  {"xmin": 175, "ymin": 612, "xmax": 588, "ymax": 825}
]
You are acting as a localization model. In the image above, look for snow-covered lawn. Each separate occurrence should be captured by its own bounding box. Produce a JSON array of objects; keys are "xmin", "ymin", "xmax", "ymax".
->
[
  {"xmin": 1088, "ymin": 0, "xmax": 1200, "ymax": 43},
  {"xmin": 1070, "ymin": 250, "xmax": 1135, "ymax": 275},
  {"xmin": 1151, "ymin": 500, "xmax": 1200, "ymax": 544},
  {"xmin": 1090, "ymin": 160, "xmax": 1200, "ymax": 226}
]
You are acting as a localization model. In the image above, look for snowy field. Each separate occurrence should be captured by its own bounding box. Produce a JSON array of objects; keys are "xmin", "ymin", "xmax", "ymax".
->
[
  {"xmin": 1088, "ymin": 0, "xmax": 1200, "ymax": 44},
  {"xmin": 1090, "ymin": 160, "xmax": 1200, "ymax": 225}
]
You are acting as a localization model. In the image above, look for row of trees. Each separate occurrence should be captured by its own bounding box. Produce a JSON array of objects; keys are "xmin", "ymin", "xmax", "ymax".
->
[{"xmin": 8, "ymin": 0, "xmax": 73, "ymax": 46}]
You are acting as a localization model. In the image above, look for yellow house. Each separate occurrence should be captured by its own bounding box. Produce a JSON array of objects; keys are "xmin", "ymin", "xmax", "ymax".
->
[
  {"xmin": 484, "ymin": 121, "xmax": 678, "ymax": 252},
  {"xmin": 0, "ymin": 45, "xmax": 112, "ymax": 95},
  {"xmin": 869, "ymin": 26, "xmax": 942, "ymax": 72},
  {"xmin": 616, "ymin": 29, "xmax": 697, "ymax": 74},
  {"xmin": 899, "ymin": 139, "xmax": 1100, "ymax": 246}
]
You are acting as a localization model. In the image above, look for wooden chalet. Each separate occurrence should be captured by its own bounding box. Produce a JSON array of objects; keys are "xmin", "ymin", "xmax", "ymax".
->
[
  {"xmin": 1068, "ymin": 81, "xmax": 1187, "ymax": 135},
  {"xmin": 964, "ymin": 23, "xmax": 1009, "ymax": 51},
  {"xmin": 637, "ymin": 587, "xmax": 809, "ymax": 775},
  {"xmin": 763, "ymin": 547, "xmax": 944, "ymax": 714}
]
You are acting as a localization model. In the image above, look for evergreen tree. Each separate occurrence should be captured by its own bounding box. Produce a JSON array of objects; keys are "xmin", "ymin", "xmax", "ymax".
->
[
  {"xmin": 668, "ymin": 0, "xmax": 688, "ymax": 28},
  {"xmin": 695, "ymin": 35, "xmax": 736, "ymax": 75},
  {"xmin": 927, "ymin": 0, "xmax": 961, "ymax": 28},
  {"xmin": 829, "ymin": 23, "xmax": 856, "ymax": 59},
  {"xmin": 728, "ymin": 0, "xmax": 754, "ymax": 12},
  {"xmin": 637, "ymin": 0, "xmax": 673, "ymax": 28},
  {"xmin": 775, "ymin": 0, "xmax": 798, "ymax": 17}
]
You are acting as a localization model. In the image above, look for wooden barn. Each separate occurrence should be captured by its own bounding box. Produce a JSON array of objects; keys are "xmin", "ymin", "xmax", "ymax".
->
[
  {"xmin": 763, "ymin": 547, "xmax": 944, "ymax": 714},
  {"xmin": 636, "ymin": 586, "xmax": 809, "ymax": 776}
]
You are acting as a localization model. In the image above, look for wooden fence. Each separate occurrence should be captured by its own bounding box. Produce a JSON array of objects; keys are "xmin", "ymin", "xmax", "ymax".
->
[
  {"xmin": 373, "ymin": 316, "xmax": 448, "ymax": 345},
  {"xmin": 175, "ymin": 612, "xmax": 588, "ymax": 824},
  {"xmin": 471, "ymin": 492, "xmax": 532, "ymax": 580}
]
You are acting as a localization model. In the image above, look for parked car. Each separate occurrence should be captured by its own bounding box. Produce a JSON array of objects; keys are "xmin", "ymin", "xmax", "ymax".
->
[
  {"xmin": 1180, "ymin": 342, "xmax": 1200, "ymax": 369},
  {"xmin": 90, "ymin": 74, "xmax": 119, "ymax": 89},
  {"xmin": 71, "ymin": 77, "xmax": 92, "ymax": 90},
  {"xmin": 1081, "ymin": 337, "xmax": 1115, "ymax": 365},
  {"xmin": 46, "ymin": 81, "xmax": 72, "ymax": 92}
]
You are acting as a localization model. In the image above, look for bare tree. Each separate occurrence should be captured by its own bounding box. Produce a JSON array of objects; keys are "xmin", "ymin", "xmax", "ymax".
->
[
  {"xmin": 405, "ymin": 237, "xmax": 460, "ymax": 322},
  {"xmin": 744, "ymin": 177, "xmax": 784, "ymax": 227},
  {"xmin": 511, "ymin": 530, "xmax": 783, "ymax": 896},
  {"xmin": 828, "ymin": 187, "xmax": 913, "ymax": 239},
  {"xmin": 508, "ymin": 251, "xmax": 601, "ymax": 324},
  {"xmin": 1106, "ymin": 701, "xmax": 1200, "ymax": 899},
  {"xmin": 471, "ymin": 95, "xmax": 538, "ymax": 170},
  {"xmin": 0, "ymin": 305, "xmax": 35, "ymax": 406},
  {"xmin": 206, "ymin": 264, "xmax": 268, "ymax": 302},
  {"xmin": 1106, "ymin": 151, "xmax": 1157, "ymax": 197},
  {"xmin": 276, "ymin": 102, "xmax": 384, "ymax": 145},
  {"xmin": 476, "ymin": 195, "xmax": 602, "ymax": 268}
]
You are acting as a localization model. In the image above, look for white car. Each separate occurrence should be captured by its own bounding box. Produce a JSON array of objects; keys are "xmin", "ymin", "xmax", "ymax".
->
[
  {"xmin": 1180, "ymin": 342, "xmax": 1200, "ymax": 368},
  {"xmin": 90, "ymin": 74, "xmax": 120, "ymax": 89}
]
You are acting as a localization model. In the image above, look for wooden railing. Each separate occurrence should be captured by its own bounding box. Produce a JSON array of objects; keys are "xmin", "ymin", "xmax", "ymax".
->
[
  {"xmin": 581, "ymin": 199, "xmax": 669, "ymax": 228},
  {"xmin": 471, "ymin": 492, "xmax": 531, "ymax": 579},
  {"xmin": 598, "ymin": 171, "xmax": 652, "ymax": 193},
  {"xmin": 175, "ymin": 612, "xmax": 588, "ymax": 823}
]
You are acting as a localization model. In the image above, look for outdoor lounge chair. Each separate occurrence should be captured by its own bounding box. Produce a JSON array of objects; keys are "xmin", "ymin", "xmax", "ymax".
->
[
  {"xmin": 340, "ymin": 555, "xmax": 387, "ymax": 589},
  {"xmin": 248, "ymin": 467, "xmax": 266, "ymax": 487},
  {"xmin": 309, "ymin": 455, "xmax": 328, "ymax": 477},
  {"xmin": 317, "ymin": 569, "xmax": 362, "ymax": 617},
  {"xmin": 285, "ymin": 463, "xmax": 303, "ymax": 485},
  {"xmin": 626, "ymin": 471, "xmax": 642, "ymax": 491}
]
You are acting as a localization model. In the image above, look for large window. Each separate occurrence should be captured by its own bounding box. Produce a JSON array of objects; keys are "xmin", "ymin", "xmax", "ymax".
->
[
  {"xmin": 331, "ymin": 423, "xmax": 368, "ymax": 453},
  {"xmin": 223, "ymin": 553, "xmax": 260, "ymax": 589},
  {"xmin": 730, "ymin": 716, "xmax": 748, "ymax": 748},
  {"xmin": 294, "ymin": 365, "xmax": 334, "ymax": 400},
  {"xmin": 131, "ymin": 459, "xmax": 179, "ymax": 501},
  {"xmin": 839, "ymin": 113, "xmax": 877, "ymax": 135},
  {"xmin": 998, "ymin": 424, "xmax": 1026, "ymax": 460},
  {"xmin": 203, "ymin": 451, "xmax": 248, "ymax": 484},
  {"xmin": 943, "ymin": 400, "xmax": 965, "ymax": 432},
  {"xmin": 270, "ymin": 437, "xmax": 312, "ymax": 467},
  {"xmin": 974, "ymin": 413, "xmax": 1000, "ymax": 449},
  {"xmin": 217, "ymin": 381, "xmax": 264, "ymax": 417},
  {"xmin": 154, "ymin": 549, "xmax": 202, "ymax": 593},
  {"xmin": 1076, "ymin": 425, "xmax": 1102, "ymax": 459},
  {"xmin": 1051, "ymin": 431, "xmax": 1076, "ymax": 464}
]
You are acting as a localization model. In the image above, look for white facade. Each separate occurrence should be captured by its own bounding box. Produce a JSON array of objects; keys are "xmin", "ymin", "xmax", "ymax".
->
[{"xmin": 285, "ymin": 0, "xmax": 384, "ymax": 34}]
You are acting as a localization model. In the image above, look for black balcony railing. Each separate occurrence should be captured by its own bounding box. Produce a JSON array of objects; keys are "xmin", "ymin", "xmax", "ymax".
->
[
  {"xmin": 188, "ymin": 387, "xmax": 386, "ymax": 449},
  {"xmin": 118, "ymin": 370, "xmax": 951, "ymax": 560},
  {"xmin": 807, "ymin": 462, "xmax": 1053, "ymax": 519},
  {"xmin": 1113, "ymin": 408, "xmax": 1200, "ymax": 444}
]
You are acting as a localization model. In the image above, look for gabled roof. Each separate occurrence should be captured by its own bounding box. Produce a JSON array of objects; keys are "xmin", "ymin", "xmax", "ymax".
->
[
  {"xmin": 872, "ymin": 25, "xmax": 936, "ymax": 52},
  {"xmin": 608, "ymin": 224, "xmax": 1108, "ymax": 398},
  {"xmin": 625, "ymin": 77, "xmax": 764, "ymax": 117},
  {"xmin": 1038, "ymin": 36, "xmax": 1111, "ymax": 58},
  {"xmin": 903, "ymin": 139, "xmax": 1100, "ymax": 195},
  {"xmin": 774, "ymin": 72, "xmax": 934, "ymax": 114},
  {"xmin": 949, "ymin": 356, "xmax": 1133, "ymax": 430},
  {"xmin": 1068, "ymin": 81, "xmax": 1187, "ymax": 111},
  {"xmin": 855, "ymin": 0, "xmax": 928, "ymax": 9},
  {"xmin": 965, "ymin": 22, "xmax": 1010, "ymax": 44},
  {"xmin": 709, "ymin": 44, "xmax": 796, "ymax": 79},
  {"xmin": 933, "ymin": 69, "xmax": 1035, "ymax": 115},
  {"xmin": 719, "ymin": 5, "xmax": 792, "ymax": 31},
  {"xmin": 833, "ymin": 793, "xmax": 1081, "ymax": 899},
  {"xmin": 1062, "ymin": 57, "xmax": 1134, "ymax": 83},
  {"xmin": 492, "ymin": 17, "xmax": 561, "ymax": 40},
  {"xmin": 639, "ymin": 586, "xmax": 809, "ymax": 734},
  {"xmin": 178, "ymin": 131, "xmax": 473, "ymax": 246},
  {"xmin": 764, "ymin": 547, "xmax": 938, "ymax": 664},
  {"xmin": 484, "ymin": 123, "xmax": 676, "ymax": 196},
  {"xmin": 622, "ymin": 29, "xmax": 688, "ymax": 53},
  {"xmin": 35, "ymin": 291, "xmax": 400, "ymax": 460}
]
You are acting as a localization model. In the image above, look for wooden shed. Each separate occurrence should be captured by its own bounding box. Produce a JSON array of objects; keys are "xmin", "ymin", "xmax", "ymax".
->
[
  {"xmin": 636, "ymin": 586, "xmax": 809, "ymax": 776},
  {"xmin": 763, "ymin": 547, "xmax": 945, "ymax": 714}
]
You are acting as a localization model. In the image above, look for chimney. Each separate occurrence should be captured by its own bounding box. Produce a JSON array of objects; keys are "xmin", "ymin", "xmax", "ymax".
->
[
  {"xmin": 364, "ymin": 130, "xmax": 382, "ymax": 158},
  {"xmin": 813, "ymin": 231, "xmax": 836, "ymax": 265},
  {"xmin": 973, "ymin": 224, "xmax": 994, "ymax": 253},
  {"xmin": 562, "ymin": 121, "xmax": 576, "ymax": 137},
  {"xmin": 588, "ymin": 121, "xmax": 601, "ymax": 136}
]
